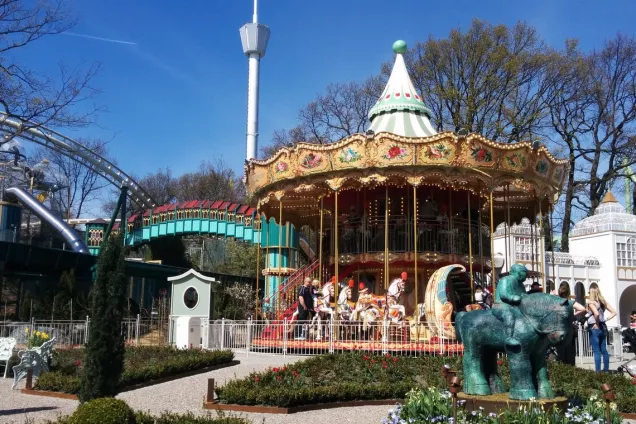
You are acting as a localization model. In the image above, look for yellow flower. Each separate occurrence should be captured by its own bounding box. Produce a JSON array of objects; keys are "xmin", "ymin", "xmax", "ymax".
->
[
  {"xmin": 25, "ymin": 328, "xmax": 30, "ymax": 333},
  {"xmin": 35, "ymin": 331, "xmax": 41, "ymax": 337},
  {"xmin": 42, "ymin": 333, "xmax": 49, "ymax": 340}
]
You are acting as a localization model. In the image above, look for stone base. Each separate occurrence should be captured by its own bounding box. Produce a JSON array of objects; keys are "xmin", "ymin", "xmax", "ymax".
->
[{"xmin": 457, "ymin": 392, "xmax": 569, "ymax": 415}]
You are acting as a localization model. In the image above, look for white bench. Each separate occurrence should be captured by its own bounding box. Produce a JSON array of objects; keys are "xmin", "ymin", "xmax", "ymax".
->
[
  {"xmin": 0, "ymin": 337, "xmax": 16, "ymax": 378},
  {"xmin": 12, "ymin": 338, "xmax": 55, "ymax": 389}
]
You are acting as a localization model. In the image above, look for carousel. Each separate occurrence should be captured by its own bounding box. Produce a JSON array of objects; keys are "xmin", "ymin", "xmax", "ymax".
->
[{"xmin": 244, "ymin": 40, "xmax": 567, "ymax": 352}]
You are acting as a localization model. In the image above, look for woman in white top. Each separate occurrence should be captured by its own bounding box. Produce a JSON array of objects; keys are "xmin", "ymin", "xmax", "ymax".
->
[{"xmin": 587, "ymin": 286, "xmax": 617, "ymax": 372}]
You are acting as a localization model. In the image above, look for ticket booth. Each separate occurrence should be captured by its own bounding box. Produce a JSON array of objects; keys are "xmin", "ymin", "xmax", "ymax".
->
[{"xmin": 168, "ymin": 269, "xmax": 218, "ymax": 348}]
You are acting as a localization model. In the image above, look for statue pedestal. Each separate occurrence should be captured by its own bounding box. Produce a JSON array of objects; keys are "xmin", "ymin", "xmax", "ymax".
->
[{"xmin": 457, "ymin": 393, "xmax": 569, "ymax": 415}]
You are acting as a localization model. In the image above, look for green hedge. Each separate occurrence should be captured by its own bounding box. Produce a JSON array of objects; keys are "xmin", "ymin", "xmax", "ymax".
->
[
  {"xmin": 216, "ymin": 353, "xmax": 636, "ymax": 411},
  {"xmin": 45, "ymin": 399, "xmax": 249, "ymax": 424},
  {"xmin": 35, "ymin": 347, "xmax": 234, "ymax": 394}
]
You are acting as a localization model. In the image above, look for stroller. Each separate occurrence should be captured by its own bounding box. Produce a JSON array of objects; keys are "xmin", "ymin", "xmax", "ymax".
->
[{"xmin": 616, "ymin": 327, "xmax": 636, "ymax": 378}]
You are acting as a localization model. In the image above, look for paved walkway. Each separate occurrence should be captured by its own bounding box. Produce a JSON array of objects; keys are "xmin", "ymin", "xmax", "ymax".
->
[{"xmin": 0, "ymin": 353, "xmax": 634, "ymax": 423}]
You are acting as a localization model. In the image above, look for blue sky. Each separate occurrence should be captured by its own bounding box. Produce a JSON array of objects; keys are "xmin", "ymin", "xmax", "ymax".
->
[{"xmin": 15, "ymin": 0, "xmax": 636, "ymax": 181}]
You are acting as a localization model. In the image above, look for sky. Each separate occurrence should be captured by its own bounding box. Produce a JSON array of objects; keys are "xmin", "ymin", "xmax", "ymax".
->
[{"xmin": 13, "ymin": 0, "xmax": 636, "ymax": 183}]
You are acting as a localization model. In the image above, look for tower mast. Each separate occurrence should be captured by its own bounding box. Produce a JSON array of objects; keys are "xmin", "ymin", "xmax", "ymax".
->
[{"xmin": 240, "ymin": 0, "xmax": 270, "ymax": 161}]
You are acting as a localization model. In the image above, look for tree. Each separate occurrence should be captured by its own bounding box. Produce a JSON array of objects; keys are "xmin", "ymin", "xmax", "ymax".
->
[
  {"xmin": 79, "ymin": 233, "xmax": 127, "ymax": 402},
  {"xmin": 261, "ymin": 77, "xmax": 384, "ymax": 157},
  {"xmin": 0, "ymin": 0, "xmax": 100, "ymax": 135},
  {"xmin": 32, "ymin": 139, "xmax": 111, "ymax": 218},
  {"xmin": 211, "ymin": 238, "xmax": 261, "ymax": 277},
  {"xmin": 548, "ymin": 35, "xmax": 636, "ymax": 251},
  {"xmin": 405, "ymin": 20, "xmax": 556, "ymax": 141}
]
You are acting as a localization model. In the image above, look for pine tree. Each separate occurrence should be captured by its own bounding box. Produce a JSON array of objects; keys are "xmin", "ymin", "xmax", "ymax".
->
[{"xmin": 79, "ymin": 233, "xmax": 127, "ymax": 402}]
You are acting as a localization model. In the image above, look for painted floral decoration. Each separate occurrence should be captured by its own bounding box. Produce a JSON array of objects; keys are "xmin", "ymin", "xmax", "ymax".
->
[
  {"xmin": 535, "ymin": 159, "xmax": 549, "ymax": 175},
  {"xmin": 301, "ymin": 153, "xmax": 322, "ymax": 169},
  {"xmin": 339, "ymin": 147, "xmax": 362, "ymax": 163},
  {"xmin": 425, "ymin": 143, "xmax": 452, "ymax": 160},
  {"xmin": 275, "ymin": 162, "xmax": 288, "ymax": 173},
  {"xmin": 471, "ymin": 144, "xmax": 493, "ymax": 163},
  {"xmin": 505, "ymin": 153, "xmax": 527, "ymax": 169},
  {"xmin": 386, "ymin": 145, "xmax": 408, "ymax": 160}
]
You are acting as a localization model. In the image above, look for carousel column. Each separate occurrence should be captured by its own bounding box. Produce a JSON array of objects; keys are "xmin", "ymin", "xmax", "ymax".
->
[
  {"xmin": 478, "ymin": 191, "xmax": 484, "ymax": 284},
  {"xmin": 255, "ymin": 209, "xmax": 261, "ymax": 318},
  {"xmin": 506, "ymin": 185, "xmax": 512, "ymax": 270},
  {"xmin": 467, "ymin": 190, "xmax": 474, "ymax": 302},
  {"xmin": 531, "ymin": 204, "xmax": 536, "ymax": 274},
  {"xmin": 504, "ymin": 186, "xmax": 509, "ymax": 270},
  {"xmin": 550, "ymin": 210, "xmax": 557, "ymax": 288},
  {"xmin": 334, "ymin": 190, "xmax": 339, "ymax": 306},
  {"xmin": 278, "ymin": 198, "xmax": 283, "ymax": 316},
  {"xmin": 384, "ymin": 185, "xmax": 389, "ymax": 289},
  {"xmin": 538, "ymin": 199, "xmax": 546, "ymax": 292},
  {"xmin": 319, "ymin": 197, "xmax": 324, "ymax": 283},
  {"xmin": 489, "ymin": 190, "xmax": 497, "ymax": 297},
  {"xmin": 413, "ymin": 185, "xmax": 418, "ymax": 309}
]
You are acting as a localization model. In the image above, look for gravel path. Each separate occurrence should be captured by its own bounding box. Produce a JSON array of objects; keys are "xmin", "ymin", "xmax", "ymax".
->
[{"xmin": 1, "ymin": 352, "xmax": 634, "ymax": 424}]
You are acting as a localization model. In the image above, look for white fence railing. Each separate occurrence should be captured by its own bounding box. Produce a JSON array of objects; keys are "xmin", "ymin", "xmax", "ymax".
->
[
  {"xmin": 0, "ymin": 315, "xmax": 169, "ymax": 348},
  {"xmin": 0, "ymin": 318, "xmax": 624, "ymax": 365}
]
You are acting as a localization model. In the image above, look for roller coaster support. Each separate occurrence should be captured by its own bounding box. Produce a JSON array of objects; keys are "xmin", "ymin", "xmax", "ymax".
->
[{"xmin": 104, "ymin": 186, "xmax": 128, "ymax": 242}]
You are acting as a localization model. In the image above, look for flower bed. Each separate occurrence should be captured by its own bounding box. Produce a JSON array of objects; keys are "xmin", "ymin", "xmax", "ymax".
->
[
  {"xmin": 34, "ymin": 346, "xmax": 235, "ymax": 395},
  {"xmin": 216, "ymin": 353, "xmax": 636, "ymax": 412},
  {"xmin": 385, "ymin": 388, "xmax": 623, "ymax": 423}
]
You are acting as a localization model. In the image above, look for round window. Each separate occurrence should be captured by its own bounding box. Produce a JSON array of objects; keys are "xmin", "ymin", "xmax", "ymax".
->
[{"xmin": 184, "ymin": 287, "xmax": 199, "ymax": 309}]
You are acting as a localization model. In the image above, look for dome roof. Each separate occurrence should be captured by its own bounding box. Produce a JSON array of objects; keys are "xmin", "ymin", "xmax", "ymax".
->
[
  {"xmin": 571, "ymin": 192, "xmax": 636, "ymax": 237},
  {"xmin": 368, "ymin": 41, "xmax": 437, "ymax": 138}
]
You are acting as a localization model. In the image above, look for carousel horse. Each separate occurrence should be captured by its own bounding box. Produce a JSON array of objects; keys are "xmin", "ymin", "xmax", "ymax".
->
[
  {"xmin": 353, "ymin": 288, "xmax": 384, "ymax": 335},
  {"xmin": 310, "ymin": 295, "xmax": 334, "ymax": 340}
]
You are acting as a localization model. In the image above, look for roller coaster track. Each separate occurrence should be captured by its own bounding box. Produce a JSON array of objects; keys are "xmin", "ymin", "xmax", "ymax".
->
[{"xmin": 0, "ymin": 112, "xmax": 156, "ymax": 209}]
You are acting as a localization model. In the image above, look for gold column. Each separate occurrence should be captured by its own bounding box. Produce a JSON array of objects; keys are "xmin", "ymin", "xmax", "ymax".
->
[
  {"xmin": 448, "ymin": 187, "xmax": 453, "ymax": 254},
  {"xmin": 319, "ymin": 197, "xmax": 324, "ymax": 283},
  {"xmin": 278, "ymin": 200, "xmax": 283, "ymax": 316},
  {"xmin": 550, "ymin": 210, "xmax": 557, "ymax": 289},
  {"xmin": 467, "ymin": 190, "xmax": 474, "ymax": 302},
  {"xmin": 531, "ymin": 204, "xmax": 536, "ymax": 273},
  {"xmin": 334, "ymin": 191, "xmax": 339, "ymax": 308},
  {"xmin": 489, "ymin": 190, "xmax": 496, "ymax": 297},
  {"xmin": 506, "ymin": 185, "xmax": 512, "ymax": 267},
  {"xmin": 255, "ymin": 210, "xmax": 260, "ymax": 318},
  {"xmin": 504, "ymin": 186, "xmax": 509, "ymax": 269},
  {"xmin": 413, "ymin": 186, "xmax": 418, "ymax": 307},
  {"xmin": 384, "ymin": 185, "xmax": 389, "ymax": 288},
  {"xmin": 478, "ymin": 192, "xmax": 484, "ymax": 284},
  {"xmin": 538, "ymin": 199, "xmax": 546, "ymax": 292}
]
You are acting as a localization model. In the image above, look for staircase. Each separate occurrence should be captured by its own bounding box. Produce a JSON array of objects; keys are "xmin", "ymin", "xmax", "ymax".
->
[{"xmin": 262, "ymin": 260, "xmax": 320, "ymax": 320}]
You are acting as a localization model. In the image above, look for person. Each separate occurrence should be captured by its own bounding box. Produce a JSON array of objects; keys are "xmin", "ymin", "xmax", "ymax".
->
[
  {"xmin": 553, "ymin": 282, "xmax": 586, "ymax": 365},
  {"xmin": 528, "ymin": 280, "xmax": 543, "ymax": 294},
  {"xmin": 630, "ymin": 310, "xmax": 636, "ymax": 329},
  {"xmin": 491, "ymin": 264, "xmax": 528, "ymax": 348},
  {"xmin": 587, "ymin": 286, "xmax": 617, "ymax": 373},
  {"xmin": 295, "ymin": 277, "xmax": 314, "ymax": 340}
]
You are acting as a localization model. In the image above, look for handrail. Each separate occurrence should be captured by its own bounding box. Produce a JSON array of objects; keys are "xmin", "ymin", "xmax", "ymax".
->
[{"xmin": 262, "ymin": 259, "xmax": 319, "ymax": 307}]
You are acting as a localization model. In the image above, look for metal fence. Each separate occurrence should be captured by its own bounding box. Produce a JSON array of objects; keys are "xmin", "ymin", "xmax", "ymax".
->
[
  {"xmin": 0, "ymin": 315, "xmax": 169, "ymax": 349},
  {"xmin": 0, "ymin": 318, "xmax": 625, "ymax": 366}
]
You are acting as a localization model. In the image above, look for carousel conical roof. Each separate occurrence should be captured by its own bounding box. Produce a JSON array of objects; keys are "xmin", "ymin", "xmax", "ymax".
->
[{"xmin": 368, "ymin": 40, "xmax": 437, "ymax": 138}]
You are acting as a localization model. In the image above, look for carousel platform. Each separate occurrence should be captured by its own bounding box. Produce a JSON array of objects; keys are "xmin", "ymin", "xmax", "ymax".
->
[{"xmin": 250, "ymin": 338, "xmax": 464, "ymax": 355}]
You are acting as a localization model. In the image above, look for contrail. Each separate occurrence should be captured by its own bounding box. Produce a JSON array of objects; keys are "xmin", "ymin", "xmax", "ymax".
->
[{"xmin": 62, "ymin": 32, "xmax": 137, "ymax": 45}]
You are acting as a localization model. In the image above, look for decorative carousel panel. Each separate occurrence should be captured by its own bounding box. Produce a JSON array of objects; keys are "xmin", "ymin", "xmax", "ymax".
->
[
  {"xmin": 500, "ymin": 147, "xmax": 531, "ymax": 173},
  {"xmin": 533, "ymin": 152, "xmax": 551, "ymax": 178},
  {"xmin": 332, "ymin": 143, "xmax": 366, "ymax": 170},
  {"xmin": 462, "ymin": 138, "xmax": 497, "ymax": 168},
  {"xmin": 249, "ymin": 164, "xmax": 270, "ymax": 191},
  {"xmin": 417, "ymin": 139, "xmax": 456, "ymax": 165},
  {"xmin": 296, "ymin": 149, "xmax": 330, "ymax": 175},
  {"xmin": 269, "ymin": 153, "xmax": 294, "ymax": 181},
  {"xmin": 372, "ymin": 137, "xmax": 414, "ymax": 167},
  {"xmin": 551, "ymin": 164, "xmax": 566, "ymax": 186}
]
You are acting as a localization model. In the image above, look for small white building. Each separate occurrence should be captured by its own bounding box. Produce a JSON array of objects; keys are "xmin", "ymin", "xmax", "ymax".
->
[{"xmin": 493, "ymin": 193, "xmax": 636, "ymax": 327}]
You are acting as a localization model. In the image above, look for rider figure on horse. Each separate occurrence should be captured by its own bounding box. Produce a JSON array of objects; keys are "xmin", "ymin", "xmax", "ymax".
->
[{"xmin": 491, "ymin": 264, "xmax": 528, "ymax": 348}]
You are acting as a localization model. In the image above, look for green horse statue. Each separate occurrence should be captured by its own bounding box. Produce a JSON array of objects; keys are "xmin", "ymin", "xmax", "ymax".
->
[{"xmin": 456, "ymin": 278, "xmax": 574, "ymax": 400}]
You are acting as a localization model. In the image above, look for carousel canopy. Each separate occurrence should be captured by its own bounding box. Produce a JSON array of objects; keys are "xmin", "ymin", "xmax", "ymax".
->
[
  {"xmin": 245, "ymin": 41, "xmax": 568, "ymax": 228},
  {"xmin": 368, "ymin": 40, "xmax": 437, "ymax": 138}
]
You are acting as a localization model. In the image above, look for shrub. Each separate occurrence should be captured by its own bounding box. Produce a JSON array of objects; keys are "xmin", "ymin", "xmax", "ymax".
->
[
  {"xmin": 69, "ymin": 398, "xmax": 135, "ymax": 424},
  {"xmin": 135, "ymin": 410, "xmax": 249, "ymax": 424},
  {"xmin": 35, "ymin": 347, "xmax": 234, "ymax": 394}
]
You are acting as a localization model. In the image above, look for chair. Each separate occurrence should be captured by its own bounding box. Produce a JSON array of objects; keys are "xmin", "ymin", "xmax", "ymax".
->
[{"xmin": 0, "ymin": 337, "xmax": 16, "ymax": 378}]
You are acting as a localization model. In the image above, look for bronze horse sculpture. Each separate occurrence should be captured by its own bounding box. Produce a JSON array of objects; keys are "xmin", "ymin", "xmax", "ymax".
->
[{"xmin": 456, "ymin": 269, "xmax": 574, "ymax": 400}]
